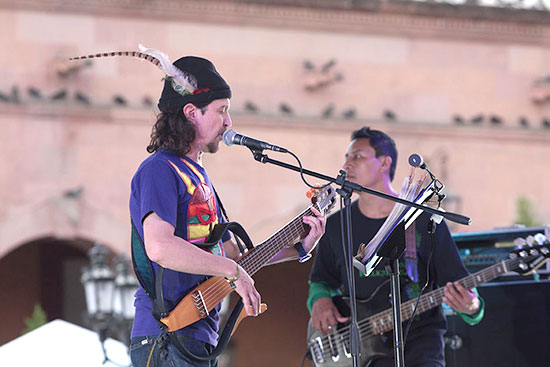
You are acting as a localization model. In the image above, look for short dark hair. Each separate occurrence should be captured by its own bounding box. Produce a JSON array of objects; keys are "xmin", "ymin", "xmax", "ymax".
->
[
  {"xmin": 147, "ymin": 103, "xmax": 209, "ymax": 157},
  {"xmin": 351, "ymin": 126, "xmax": 398, "ymax": 181}
]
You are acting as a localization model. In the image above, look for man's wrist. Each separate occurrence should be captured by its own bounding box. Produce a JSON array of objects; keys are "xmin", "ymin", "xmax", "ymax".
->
[
  {"xmin": 458, "ymin": 292, "xmax": 485, "ymax": 326},
  {"xmin": 294, "ymin": 241, "xmax": 312, "ymax": 263},
  {"xmin": 307, "ymin": 281, "xmax": 340, "ymax": 314},
  {"xmin": 224, "ymin": 262, "xmax": 240, "ymax": 289},
  {"xmin": 465, "ymin": 297, "xmax": 480, "ymax": 314}
]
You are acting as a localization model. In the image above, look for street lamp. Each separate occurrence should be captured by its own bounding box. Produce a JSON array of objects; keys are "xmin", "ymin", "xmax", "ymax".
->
[
  {"xmin": 113, "ymin": 255, "xmax": 138, "ymax": 319},
  {"xmin": 112, "ymin": 254, "xmax": 139, "ymax": 345},
  {"xmin": 81, "ymin": 243, "xmax": 138, "ymax": 363},
  {"xmin": 82, "ymin": 244, "xmax": 115, "ymax": 317}
]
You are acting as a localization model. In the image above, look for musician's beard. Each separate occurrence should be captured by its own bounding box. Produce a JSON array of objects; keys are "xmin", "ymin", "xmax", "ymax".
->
[
  {"xmin": 206, "ymin": 141, "xmax": 219, "ymax": 154},
  {"xmin": 205, "ymin": 128, "xmax": 226, "ymax": 153}
]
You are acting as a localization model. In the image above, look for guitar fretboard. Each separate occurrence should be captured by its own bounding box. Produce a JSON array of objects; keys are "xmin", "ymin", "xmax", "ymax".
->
[
  {"xmin": 368, "ymin": 258, "xmax": 512, "ymax": 335},
  {"xmin": 237, "ymin": 206, "xmax": 316, "ymax": 276}
]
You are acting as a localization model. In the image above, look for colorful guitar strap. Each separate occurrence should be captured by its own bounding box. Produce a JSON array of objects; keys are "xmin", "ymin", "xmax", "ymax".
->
[{"xmin": 404, "ymin": 221, "xmax": 418, "ymax": 283}]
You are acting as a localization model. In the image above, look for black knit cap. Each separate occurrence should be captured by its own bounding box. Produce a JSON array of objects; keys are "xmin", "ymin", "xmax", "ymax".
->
[{"xmin": 157, "ymin": 56, "xmax": 232, "ymax": 113}]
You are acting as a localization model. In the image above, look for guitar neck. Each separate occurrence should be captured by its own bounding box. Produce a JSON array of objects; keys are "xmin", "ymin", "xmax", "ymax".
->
[
  {"xmin": 237, "ymin": 206, "xmax": 315, "ymax": 276},
  {"xmin": 369, "ymin": 258, "xmax": 514, "ymax": 335}
]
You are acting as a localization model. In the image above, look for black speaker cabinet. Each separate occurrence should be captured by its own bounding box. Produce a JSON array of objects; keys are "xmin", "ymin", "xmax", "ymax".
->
[{"xmin": 444, "ymin": 280, "xmax": 550, "ymax": 366}]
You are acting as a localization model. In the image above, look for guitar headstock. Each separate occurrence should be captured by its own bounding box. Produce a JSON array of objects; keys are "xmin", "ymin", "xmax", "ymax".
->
[
  {"xmin": 509, "ymin": 232, "xmax": 550, "ymax": 275},
  {"xmin": 306, "ymin": 185, "xmax": 336, "ymax": 216}
]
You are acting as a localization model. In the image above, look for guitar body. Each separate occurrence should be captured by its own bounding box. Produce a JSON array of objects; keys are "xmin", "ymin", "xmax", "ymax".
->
[
  {"xmin": 160, "ymin": 248, "xmax": 269, "ymax": 333},
  {"xmin": 307, "ymin": 324, "xmax": 390, "ymax": 367},
  {"xmin": 307, "ymin": 293, "xmax": 394, "ymax": 367},
  {"xmin": 341, "ymin": 295, "xmax": 394, "ymax": 364}
]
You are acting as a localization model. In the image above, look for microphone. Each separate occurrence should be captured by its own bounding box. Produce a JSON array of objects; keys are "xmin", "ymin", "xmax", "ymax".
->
[
  {"xmin": 222, "ymin": 129, "xmax": 288, "ymax": 153},
  {"xmin": 408, "ymin": 153, "xmax": 427, "ymax": 169}
]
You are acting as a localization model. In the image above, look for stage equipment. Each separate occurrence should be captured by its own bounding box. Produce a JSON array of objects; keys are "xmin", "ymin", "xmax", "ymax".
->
[{"xmin": 446, "ymin": 227, "xmax": 550, "ymax": 367}]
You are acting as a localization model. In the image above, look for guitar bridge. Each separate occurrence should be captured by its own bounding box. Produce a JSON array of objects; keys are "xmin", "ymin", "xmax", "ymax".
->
[{"xmin": 192, "ymin": 290, "xmax": 208, "ymax": 318}]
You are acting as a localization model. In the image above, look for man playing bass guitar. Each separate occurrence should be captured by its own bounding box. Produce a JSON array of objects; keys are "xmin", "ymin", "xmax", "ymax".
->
[{"xmin": 308, "ymin": 127, "xmax": 483, "ymax": 367}]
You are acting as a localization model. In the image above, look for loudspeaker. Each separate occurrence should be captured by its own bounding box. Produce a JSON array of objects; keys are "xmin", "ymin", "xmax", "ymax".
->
[{"xmin": 444, "ymin": 280, "xmax": 550, "ymax": 366}]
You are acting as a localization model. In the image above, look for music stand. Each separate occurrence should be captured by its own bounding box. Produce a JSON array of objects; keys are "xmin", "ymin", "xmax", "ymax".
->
[{"xmin": 353, "ymin": 180, "xmax": 442, "ymax": 367}]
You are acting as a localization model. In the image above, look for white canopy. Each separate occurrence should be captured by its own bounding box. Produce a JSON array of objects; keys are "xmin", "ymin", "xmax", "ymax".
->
[{"xmin": 0, "ymin": 319, "xmax": 131, "ymax": 367}]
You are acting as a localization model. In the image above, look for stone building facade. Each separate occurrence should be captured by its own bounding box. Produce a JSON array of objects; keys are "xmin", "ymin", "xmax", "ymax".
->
[{"xmin": 0, "ymin": 1, "xmax": 549, "ymax": 365}]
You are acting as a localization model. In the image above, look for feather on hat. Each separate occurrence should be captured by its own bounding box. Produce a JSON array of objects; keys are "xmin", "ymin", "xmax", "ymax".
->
[{"xmin": 70, "ymin": 45, "xmax": 231, "ymax": 112}]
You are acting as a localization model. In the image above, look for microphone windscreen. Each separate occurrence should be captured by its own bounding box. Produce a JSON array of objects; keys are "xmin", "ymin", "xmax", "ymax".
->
[
  {"xmin": 408, "ymin": 154, "xmax": 424, "ymax": 168},
  {"xmin": 223, "ymin": 129, "xmax": 237, "ymax": 146}
]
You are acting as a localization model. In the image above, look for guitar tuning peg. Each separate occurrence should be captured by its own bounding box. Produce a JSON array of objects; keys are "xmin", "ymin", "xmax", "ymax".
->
[
  {"xmin": 513, "ymin": 237, "xmax": 526, "ymax": 249},
  {"xmin": 526, "ymin": 235, "xmax": 535, "ymax": 247},
  {"xmin": 306, "ymin": 184, "xmax": 323, "ymax": 199},
  {"xmin": 534, "ymin": 233, "xmax": 547, "ymax": 245}
]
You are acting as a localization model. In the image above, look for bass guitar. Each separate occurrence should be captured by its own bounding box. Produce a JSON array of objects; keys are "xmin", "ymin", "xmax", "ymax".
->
[{"xmin": 307, "ymin": 238, "xmax": 550, "ymax": 367}]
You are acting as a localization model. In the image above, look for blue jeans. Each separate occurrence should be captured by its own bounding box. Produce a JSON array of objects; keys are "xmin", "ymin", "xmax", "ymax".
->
[{"xmin": 130, "ymin": 334, "xmax": 218, "ymax": 367}]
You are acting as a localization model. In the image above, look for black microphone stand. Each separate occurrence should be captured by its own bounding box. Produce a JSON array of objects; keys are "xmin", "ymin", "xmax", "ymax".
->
[
  {"xmin": 334, "ymin": 170, "xmax": 362, "ymax": 367},
  {"xmin": 388, "ymin": 257, "xmax": 405, "ymax": 367},
  {"xmin": 249, "ymin": 149, "xmax": 470, "ymax": 367}
]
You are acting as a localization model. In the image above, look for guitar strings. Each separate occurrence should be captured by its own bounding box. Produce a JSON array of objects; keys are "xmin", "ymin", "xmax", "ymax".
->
[
  {"xmin": 314, "ymin": 256, "xmax": 523, "ymax": 353},
  {"xmin": 313, "ymin": 257, "xmax": 517, "ymax": 351},
  {"xmin": 240, "ymin": 207, "xmax": 314, "ymax": 275},
  {"xmin": 311, "ymin": 256, "xmax": 524, "ymax": 353},
  {"xmin": 199, "ymin": 207, "xmax": 316, "ymax": 313},
  {"xmin": 199, "ymin": 220, "xmax": 305, "ymax": 305},
  {"xmin": 197, "ymin": 206, "xmax": 317, "ymax": 314}
]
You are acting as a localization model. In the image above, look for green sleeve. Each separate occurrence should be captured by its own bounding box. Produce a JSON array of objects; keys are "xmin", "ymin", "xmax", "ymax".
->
[
  {"xmin": 307, "ymin": 281, "xmax": 341, "ymax": 315},
  {"xmin": 456, "ymin": 289, "xmax": 485, "ymax": 326}
]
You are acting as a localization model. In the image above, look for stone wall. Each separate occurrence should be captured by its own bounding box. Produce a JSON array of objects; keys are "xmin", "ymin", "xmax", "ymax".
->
[{"xmin": 0, "ymin": 2, "xmax": 549, "ymax": 364}]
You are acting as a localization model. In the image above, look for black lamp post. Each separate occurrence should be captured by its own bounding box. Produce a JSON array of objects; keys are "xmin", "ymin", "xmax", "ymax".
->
[{"xmin": 81, "ymin": 243, "xmax": 138, "ymax": 364}]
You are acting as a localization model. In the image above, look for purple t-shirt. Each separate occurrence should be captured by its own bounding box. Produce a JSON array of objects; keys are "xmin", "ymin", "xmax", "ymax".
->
[{"xmin": 129, "ymin": 149, "xmax": 230, "ymax": 346}]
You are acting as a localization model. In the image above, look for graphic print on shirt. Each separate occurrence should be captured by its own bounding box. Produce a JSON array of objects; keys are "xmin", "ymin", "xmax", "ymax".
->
[{"xmin": 168, "ymin": 159, "xmax": 225, "ymax": 257}]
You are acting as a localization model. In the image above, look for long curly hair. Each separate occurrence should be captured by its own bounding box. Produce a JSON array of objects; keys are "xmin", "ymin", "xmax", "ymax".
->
[{"xmin": 147, "ymin": 103, "xmax": 208, "ymax": 157}]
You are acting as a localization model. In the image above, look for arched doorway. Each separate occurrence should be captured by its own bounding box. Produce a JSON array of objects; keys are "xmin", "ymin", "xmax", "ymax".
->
[{"xmin": 0, "ymin": 237, "xmax": 93, "ymax": 345}]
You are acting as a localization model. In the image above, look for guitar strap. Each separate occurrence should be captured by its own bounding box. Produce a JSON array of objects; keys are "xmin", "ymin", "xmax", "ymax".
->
[
  {"xmin": 212, "ymin": 184, "xmax": 246, "ymax": 253},
  {"xmin": 212, "ymin": 185, "xmax": 229, "ymax": 222},
  {"xmin": 404, "ymin": 221, "xmax": 418, "ymax": 283}
]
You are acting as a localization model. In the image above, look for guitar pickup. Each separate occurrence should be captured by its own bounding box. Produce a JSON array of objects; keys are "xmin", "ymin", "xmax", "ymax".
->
[
  {"xmin": 327, "ymin": 334, "xmax": 340, "ymax": 362},
  {"xmin": 341, "ymin": 334, "xmax": 352, "ymax": 359}
]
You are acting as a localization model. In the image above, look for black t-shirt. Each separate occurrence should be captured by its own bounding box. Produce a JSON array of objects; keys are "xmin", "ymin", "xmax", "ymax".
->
[{"xmin": 310, "ymin": 200, "xmax": 470, "ymax": 365}]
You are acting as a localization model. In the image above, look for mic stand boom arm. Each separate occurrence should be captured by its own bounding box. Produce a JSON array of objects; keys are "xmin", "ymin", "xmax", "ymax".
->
[{"xmin": 251, "ymin": 151, "xmax": 471, "ymax": 226}]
